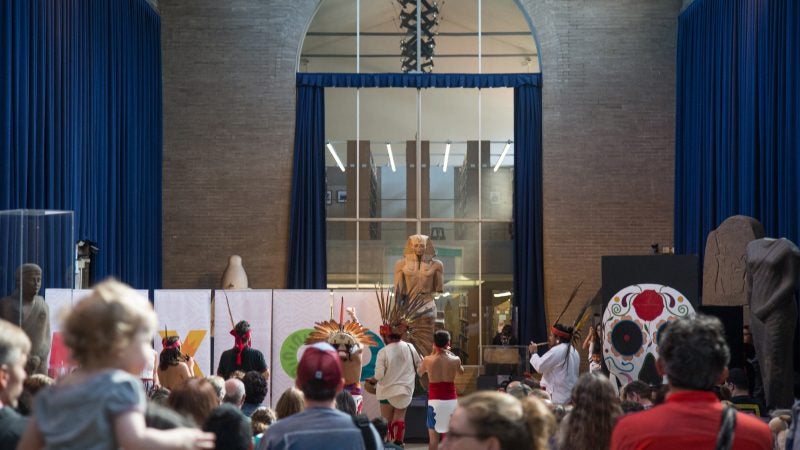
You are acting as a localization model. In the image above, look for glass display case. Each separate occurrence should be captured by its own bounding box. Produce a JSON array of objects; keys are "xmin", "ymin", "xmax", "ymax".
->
[{"xmin": 0, "ymin": 210, "xmax": 74, "ymax": 375}]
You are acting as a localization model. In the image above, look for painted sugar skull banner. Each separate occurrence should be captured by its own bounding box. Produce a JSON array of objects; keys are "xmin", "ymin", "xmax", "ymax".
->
[{"xmin": 602, "ymin": 283, "xmax": 695, "ymax": 388}]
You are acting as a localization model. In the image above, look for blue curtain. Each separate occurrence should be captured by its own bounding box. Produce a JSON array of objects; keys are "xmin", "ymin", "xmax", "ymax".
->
[
  {"xmin": 675, "ymin": 0, "xmax": 800, "ymax": 259},
  {"xmin": 287, "ymin": 85, "xmax": 327, "ymax": 289},
  {"xmin": 0, "ymin": 0, "xmax": 163, "ymax": 290},
  {"xmin": 291, "ymin": 72, "xmax": 546, "ymax": 342},
  {"xmin": 514, "ymin": 85, "xmax": 546, "ymax": 344}
]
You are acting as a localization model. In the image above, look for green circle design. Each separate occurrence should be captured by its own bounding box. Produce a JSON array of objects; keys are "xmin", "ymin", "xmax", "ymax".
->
[{"xmin": 280, "ymin": 329, "xmax": 314, "ymax": 378}]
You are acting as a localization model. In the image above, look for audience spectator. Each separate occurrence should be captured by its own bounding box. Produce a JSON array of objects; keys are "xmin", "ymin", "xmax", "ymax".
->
[
  {"xmin": 507, "ymin": 382, "xmax": 533, "ymax": 399},
  {"xmin": 371, "ymin": 417, "xmax": 403, "ymax": 450},
  {"xmin": 168, "ymin": 377, "xmax": 221, "ymax": 427},
  {"xmin": 620, "ymin": 400, "xmax": 645, "ymax": 414},
  {"xmin": 17, "ymin": 373, "xmax": 54, "ymax": 415},
  {"xmin": 651, "ymin": 383, "xmax": 669, "ymax": 406},
  {"xmin": 257, "ymin": 343, "xmax": 381, "ymax": 450},
  {"xmin": 557, "ymin": 372, "xmax": 622, "ymax": 450},
  {"xmin": 439, "ymin": 391, "xmax": 555, "ymax": 450},
  {"xmin": 16, "ymin": 280, "xmax": 213, "ymax": 449},
  {"xmin": 335, "ymin": 390, "xmax": 357, "ymax": 416},
  {"xmin": 149, "ymin": 386, "xmax": 172, "ymax": 406},
  {"xmin": 768, "ymin": 410, "xmax": 791, "ymax": 450},
  {"xmin": 727, "ymin": 367, "xmax": 766, "ymax": 417},
  {"xmin": 230, "ymin": 370, "xmax": 247, "ymax": 381},
  {"xmin": 206, "ymin": 375, "xmax": 226, "ymax": 404},
  {"xmin": 0, "ymin": 320, "xmax": 31, "ymax": 449},
  {"xmin": 203, "ymin": 404, "xmax": 253, "ymax": 450},
  {"xmin": 713, "ymin": 383, "xmax": 733, "ymax": 401},
  {"xmin": 610, "ymin": 314, "xmax": 772, "ymax": 450},
  {"xmin": 620, "ymin": 381, "xmax": 654, "ymax": 409},
  {"xmin": 589, "ymin": 350, "xmax": 603, "ymax": 374},
  {"xmin": 251, "ymin": 407, "xmax": 276, "ymax": 447},
  {"xmin": 551, "ymin": 404, "xmax": 568, "ymax": 424},
  {"xmin": 242, "ymin": 371, "xmax": 268, "ymax": 416},
  {"xmin": 224, "ymin": 377, "xmax": 247, "ymax": 409},
  {"xmin": 141, "ymin": 347, "xmax": 159, "ymax": 394},
  {"xmin": 492, "ymin": 324, "xmax": 518, "ymax": 346},
  {"xmin": 530, "ymin": 387, "xmax": 552, "ymax": 403},
  {"xmin": 520, "ymin": 377, "xmax": 540, "ymax": 390},
  {"xmin": 275, "ymin": 387, "xmax": 305, "ymax": 419},
  {"xmin": 497, "ymin": 379, "xmax": 512, "ymax": 392},
  {"xmin": 145, "ymin": 402, "xmax": 194, "ymax": 430},
  {"xmin": 158, "ymin": 336, "xmax": 194, "ymax": 390},
  {"xmin": 582, "ymin": 323, "xmax": 603, "ymax": 353}
]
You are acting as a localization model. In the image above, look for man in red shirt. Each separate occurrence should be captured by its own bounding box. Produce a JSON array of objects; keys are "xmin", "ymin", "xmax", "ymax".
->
[{"xmin": 610, "ymin": 314, "xmax": 772, "ymax": 450}]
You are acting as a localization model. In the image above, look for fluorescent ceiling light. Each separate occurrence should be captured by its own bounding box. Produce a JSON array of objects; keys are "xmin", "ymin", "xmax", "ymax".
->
[
  {"xmin": 493, "ymin": 291, "xmax": 512, "ymax": 298},
  {"xmin": 442, "ymin": 141, "xmax": 451, "ymax": 172},
  {"xmin": 493, "ymin": 140, "xmax": 511, "ymax": 172},
  {"xmin": 326, "ymin": 142, "xmax": 345, "ymax": 172},
  {"xmin": 386, "ymin": 143, "xmax": 396, "ymax": 172}
]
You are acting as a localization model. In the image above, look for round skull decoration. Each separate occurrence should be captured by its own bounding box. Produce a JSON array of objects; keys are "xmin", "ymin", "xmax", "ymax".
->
[{"xmin": 602, "ymin": 283, "xmax": 695, "ymax": 389}]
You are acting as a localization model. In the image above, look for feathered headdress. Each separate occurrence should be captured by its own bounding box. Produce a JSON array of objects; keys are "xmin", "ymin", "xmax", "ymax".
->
[
  {"xmin": 162, "ymin": 325, "xmax": 182, "ymax": 349},
  {"xmin": 375, "ymin": 285, "xmax": 434, "ymax": 356},
  {"xmin": 305, "ymin": 299, "xmax": 376, "ymax": 357},
  {"xmin": 550, "ymin": 282, "xmax": 599, "ymax": 349}
]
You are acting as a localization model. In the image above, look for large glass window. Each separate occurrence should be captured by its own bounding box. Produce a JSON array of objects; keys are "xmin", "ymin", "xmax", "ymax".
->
[{"xmin": 305, "ymin": 0, "xmax": 538, "ymax": 365}]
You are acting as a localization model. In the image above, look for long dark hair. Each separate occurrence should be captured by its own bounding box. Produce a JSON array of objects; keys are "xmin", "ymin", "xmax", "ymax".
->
[
  {"xmin": 556, "ymin": 373, "xmax": 622, "ymax": 450},
  {"xmin": 159, "ymin": 336, "xmax": 183, "ymax": 371},
  {"xmin": 552, "ymin": 323, "xmax": 576, "ymax": 367}
]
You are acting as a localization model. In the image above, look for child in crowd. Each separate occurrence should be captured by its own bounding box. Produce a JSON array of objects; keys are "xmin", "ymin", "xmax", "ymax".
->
[
  {"xmin": 589, "ymin": 350, "xmax": 603, "ymax": 374},
  {"xmin": 17, "ymin": 279, "xmax": 214, "ymax": 450}
]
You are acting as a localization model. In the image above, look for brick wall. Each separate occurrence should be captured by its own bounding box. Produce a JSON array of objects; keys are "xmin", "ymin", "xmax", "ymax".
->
[
  {"xmin": 161, "ymin": 0, "xmax": 682, "ymax": 328},
  {"xmin": 521, "ymin": 0, "xmax": 682, "ymax": 325}
]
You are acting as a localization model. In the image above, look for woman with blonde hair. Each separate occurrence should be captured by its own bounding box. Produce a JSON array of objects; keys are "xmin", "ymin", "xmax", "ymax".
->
[
  {"xmin": 274, "ymin": 387, "xmax": 305, "ymax": 419},
  {"xmin": 440, "ymin": 391, "xmax": 555, "ymax": 450},
  {"xmin": 556, "ymin": 372, "xmax": 622, "ymax": 450}
]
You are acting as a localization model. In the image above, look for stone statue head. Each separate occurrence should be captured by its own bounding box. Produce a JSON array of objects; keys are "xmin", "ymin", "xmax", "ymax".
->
[
  {"xmin": 14, "ymin": 263, "xmax": 42, "ymax": 297},
  {"xmin": 403, "ymin": 234, "xmax": 436, "ymax": 262}
]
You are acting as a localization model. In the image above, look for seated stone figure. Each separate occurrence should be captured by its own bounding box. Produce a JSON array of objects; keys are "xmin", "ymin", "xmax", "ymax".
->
[{"xmin": 0, "ymin": 264, "xmax": 51, "ymax": 375}]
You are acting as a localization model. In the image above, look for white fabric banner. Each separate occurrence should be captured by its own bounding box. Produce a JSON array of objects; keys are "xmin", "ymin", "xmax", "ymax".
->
[
  {"xmin": 154, "ymin": 290, "xmax": 212, "ymax": 377},
  {"xmin": 271, "ymin": 289, "xmax": 385, "ymax": 417},
  {"xmin": 45, "ymin": 288, "xmax": 147, "ymax": 378},
  {"xmin": 212, "ymin": 289, "xmax": 272, "ymax": 379}
]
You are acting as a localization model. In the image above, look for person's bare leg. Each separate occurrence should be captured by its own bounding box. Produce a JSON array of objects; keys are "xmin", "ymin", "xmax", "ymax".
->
[
  {"xmin": 392, "ymin": 408, "xmax": 408, "ymax": 445},
  {"xmin": 380, "ymin": 403, "xmax": 395, "ymax": 441},
  {"xmin": 427, "ymin": 429, "xmax": 439, "ymax": 450}
]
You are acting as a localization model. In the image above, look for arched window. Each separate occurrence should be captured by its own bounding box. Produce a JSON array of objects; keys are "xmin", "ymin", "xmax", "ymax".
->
[{"xmin": 298, "ymin": 0, "xmax": 539, "ymax": 364}]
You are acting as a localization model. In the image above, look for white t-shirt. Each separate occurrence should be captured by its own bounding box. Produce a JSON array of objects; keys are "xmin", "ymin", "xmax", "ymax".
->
[
  {"xmin": 374, "ymin": 341, "xmax": 421, "ymax": 402},
  {"xmin": 530, "ymin": 343, "xmax": 579, "ymax": 404}
]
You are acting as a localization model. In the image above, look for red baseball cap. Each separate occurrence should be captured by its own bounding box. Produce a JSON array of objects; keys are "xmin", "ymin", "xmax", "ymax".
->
[{"xmin": 296, "ymin": 342, "xmax": 343, "ymax": 391}]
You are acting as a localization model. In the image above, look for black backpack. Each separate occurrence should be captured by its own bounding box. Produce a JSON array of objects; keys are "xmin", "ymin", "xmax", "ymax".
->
[{"xmin": 352, "ymin": 413, "xmax": 379, "ymax": 450}]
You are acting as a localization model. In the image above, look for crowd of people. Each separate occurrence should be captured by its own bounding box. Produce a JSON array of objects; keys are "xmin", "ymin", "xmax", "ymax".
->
[{"xmin": 0, "ymin": 279, "xmax": 784, "ymax": 449}]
